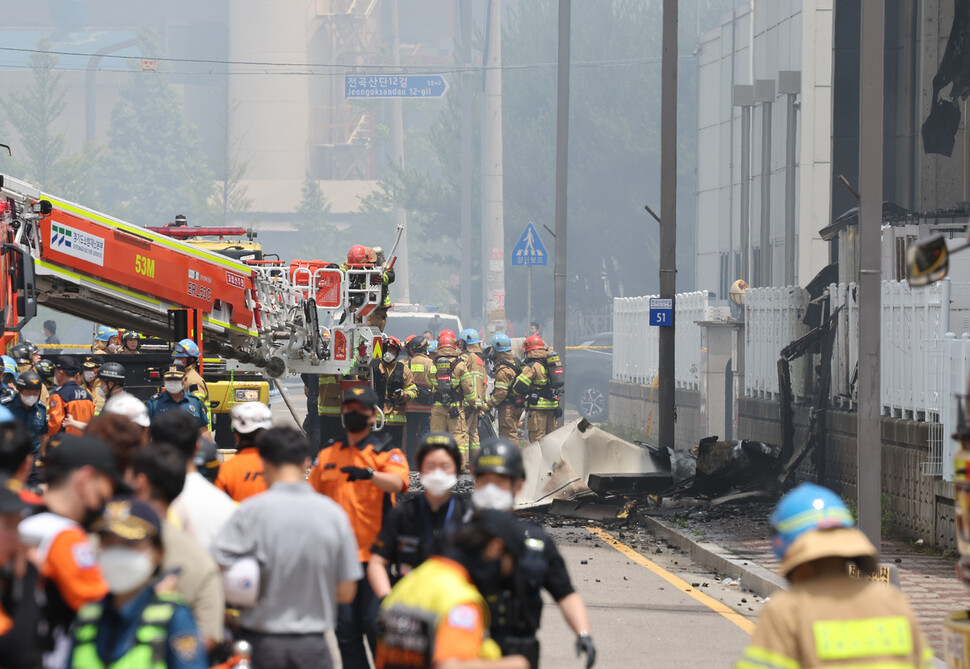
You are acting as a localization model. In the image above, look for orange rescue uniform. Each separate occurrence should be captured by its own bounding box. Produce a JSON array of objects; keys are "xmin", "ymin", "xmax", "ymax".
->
[
  {"xmin": 308, "ymin": 432, "xmax": 409, "ymax": 562},
  {"xmin": 214, "ymin": 447, "xmax": 267, "ymax": 502}
]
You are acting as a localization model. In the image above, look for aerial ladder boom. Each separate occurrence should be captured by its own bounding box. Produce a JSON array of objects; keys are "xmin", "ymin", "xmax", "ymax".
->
[{"xmin": 0, "ymin": 173, "xmax": 385, "ymax": 377}]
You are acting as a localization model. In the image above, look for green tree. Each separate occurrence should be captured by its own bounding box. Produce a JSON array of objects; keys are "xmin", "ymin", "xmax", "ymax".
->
[
  {"xmin": 98, "ymin": 31, "xmax": 213, "ymax": 226},
  {"xmin": 207, "ymin": 100, "xmax": 253, "ymax": 226},
  {"xmin": 295, "ymin": 175, "xmax": 341, "ymax": 257},
  {"xmin": 0, "ymin": 39, "xmax": 101, "ymax": 200}
]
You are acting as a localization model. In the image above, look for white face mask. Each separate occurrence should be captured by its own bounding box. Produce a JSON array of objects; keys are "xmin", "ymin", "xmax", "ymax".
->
[
  {"xmin": 99, "ymin": 546, "xmax": 155, "ymax": 594},
  {"xmin": 107, "ymin": 343, "xmax": 122, "ymax": 354},
  {"xmin": 472, "ymin": 482, "xmax": 515, "ymax": 511},
  {"xmin": 420, "ymin": 469, "xmax": 458, "ymax": 497},
  {"xmin": 20, "ymin": 394, "xmax": 39, "ymax": 407},
  {"xmin": 83, "ymin": 371, "xmax": 97, "ymax": 383},
  {"xmin": 382, "ymin": 352, "xmax": 396, "ymax": 364},
  {"xmin": 164, "ymin": 381, "xmax": 183, "ymax": 394}
]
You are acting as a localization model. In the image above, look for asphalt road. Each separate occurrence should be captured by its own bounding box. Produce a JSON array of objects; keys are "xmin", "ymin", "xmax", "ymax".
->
[{"xmin": 268, "ymin": 379, "xmax": 760, "ymax": 667}]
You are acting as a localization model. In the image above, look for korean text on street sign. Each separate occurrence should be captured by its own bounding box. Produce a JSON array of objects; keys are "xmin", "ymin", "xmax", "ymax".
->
[
  {"xmin": 512, "ymin": 222, "xmax": 548, "ymax": 266},
  {"xmin": 649, "ymin": 297, "xmax": 673, "ymax": 326},
  {"xmin": 344, "ymin": 74, "xmax": 448, "ymax": 99}
]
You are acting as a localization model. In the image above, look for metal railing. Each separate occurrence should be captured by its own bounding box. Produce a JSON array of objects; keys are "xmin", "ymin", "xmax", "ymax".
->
[{"xmin": 612, "ymin": 291, "xmax": 718, "ymax": 389}]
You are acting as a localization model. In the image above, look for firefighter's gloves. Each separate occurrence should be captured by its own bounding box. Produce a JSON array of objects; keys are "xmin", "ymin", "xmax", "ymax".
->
[
  {"xmin": 448, "ymin": 405, "xmax": 461, "ymax": 419},
  {"xmin": 575, "ymin": 633, "xmax": 596, "ymax": 668},
  {"xmin": 341, "ymin": 466, "xmax": 375, "ymax": 481}
]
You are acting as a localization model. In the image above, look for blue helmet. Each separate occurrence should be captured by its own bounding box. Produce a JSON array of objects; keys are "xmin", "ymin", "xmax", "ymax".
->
[
  {"xmin": 770, "ymin": 483, "xmax": 855, "ymax": 561},
  {"xmin": 489, "ymin": 333, "xmax": 512, "ymax": 353},
  {"xmin": 428, "ymin": 340, "xmax": 439, "ymax": 354},
  {"xmin": 1, "ymin": 356, "xmax": 18, "ymax": 379},
  {"xmin": 174, "ymin": 339, "xmax": 201, "ymax": 359},
  {"xmin": 458, "ymin": 328, "xmax": 482, "ymax": 346},
  {"xmin": 96, "ymin": 326, "xmax": 119, "ymax": 342}
]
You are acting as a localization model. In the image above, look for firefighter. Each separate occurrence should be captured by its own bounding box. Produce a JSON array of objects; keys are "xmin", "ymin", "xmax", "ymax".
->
[
  {"xmin": 512, "ymin": 335, "xmax": 559, "ymax": 443},
  {"xmin": 367, "ymin": 246, "xmax": 395, "ymax": 332},
  {"xmin": 429, "ymin": 330, "xmax": 474, "ymax": 471},
  {"xmin": 308, "ymin": 386, "xmax": 409, "ymax": 669},
  {"xmin": 98, "ymin": 362, "xmax": 128, "ymax": 405},
  {"xmin": 35, "ymin": 359, "xmax": 55, "ymax": 388},
  {"xmin": 82, "ymin": 356, "xmax": 106, "ymax": 414},
  {"xmin": 376, "ymin": 335, "xmax": 417, "ymax": 452},
  {"xmin": 9, "ymin": 343, "xmax": 48, "ymax": 405},
  {"xmin": 92, "ymin": 326, "xmax": 120, "ymax": 354},
  {"xmin": 487, "ymin": 334, "xmax": 524, "ymax": 441},
  {"xmin": 0, "ymin": 357, "xmax": 17, "ymax": 401},
  {"xmin": 471, "ymin": 438, "xmax": 596, "ymax": 669},
  {"xmin": 404, "ymin": 335, "xmax": 436, "ymax": 468},
  {"xmin": 458, "ymin": 329, "xmax": 488, "ymax": 464},
  {"xmin": 173, "ymin": 339, "xmax": 208, "ymax": 404},
  {"xmin": 341, "ymin": 245, "xmax": 393, "ymax": 328},
  {"xmin": 47, "ymin": 356, "xmax": 96, "ymax": 436},
  {"xmin": 145, "ymin": 366, "xmax": 209, "ymax": 437},
  {"xmin": 736, "ymin": 482, "xmax": 933, "ymax": 669},
  {"xmin": 121, "ymin": 330, "xmax": 141, "ymax": 354},
  {"xmin": 375, "ymin": 510, "xmax": 531, "ymax": 669}
]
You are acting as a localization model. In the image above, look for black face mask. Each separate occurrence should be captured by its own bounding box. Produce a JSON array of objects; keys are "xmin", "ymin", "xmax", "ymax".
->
[
  {"xmin": 81, "ymin": 502, "xmax": 106, "ymax": 530},
  {"xmin": 342, "ymin": 410, "xmax": 371, "ymax": 433}
]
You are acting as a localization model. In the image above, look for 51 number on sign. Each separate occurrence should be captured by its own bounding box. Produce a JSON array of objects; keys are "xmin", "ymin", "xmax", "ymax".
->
[{"xmin": 649, "ymin": 298, "xmax": 673, "ymax": 327}]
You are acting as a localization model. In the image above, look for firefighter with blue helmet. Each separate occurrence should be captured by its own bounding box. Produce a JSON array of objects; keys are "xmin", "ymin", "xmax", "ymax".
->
[
  {"xmin": 457, "ymin": 329, "xmax": 488, "ymax": 465},
  {"xmin": 487, "ymin": 334, "xmax": 522, "ymax": 441},
  {"xmin": 736, "ymin": 482, "xmax": 933, "ymax": 669},
  {"xmin": 173, "ymin": 338, "xmax": 209, "ymax": 420},
  {"xmin": 92, "ymin": 326, "xmax": 120, "ymax": 354}
]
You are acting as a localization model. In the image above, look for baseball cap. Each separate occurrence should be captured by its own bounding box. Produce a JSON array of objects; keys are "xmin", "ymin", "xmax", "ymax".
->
[
  {"xmin": 44, "ymin": 434, "xmax": 123, "ymax": 486},
  {"xmin": 0, "ymin": 477, "xmax": 31, "ymax": 514},
  {"xmin": 162, "ymin": 365, "xmax": 185, "ymax": 380},
  {"xmin": 91, "ymin": 499, "xmax": 161, "ymax": 542},
  {"xmin": 102, "ymin": 393, "xmax": 151, "ymax": 428},
  {"xmin": 342, "ymin": 386, "xmax": 380, "ymax": 411},
  {"xmin": 82, "ymin": 355, "xmax": 103, "ymax": 370},
  {"xmin": 53, "ymin": 356, "xmax": 79, "ymax": 374}
]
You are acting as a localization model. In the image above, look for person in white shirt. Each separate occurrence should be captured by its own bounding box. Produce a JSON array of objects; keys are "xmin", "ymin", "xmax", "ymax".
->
[{"xmin": 150, "ymin": 410, "xmax": 235, "ymax": 550}]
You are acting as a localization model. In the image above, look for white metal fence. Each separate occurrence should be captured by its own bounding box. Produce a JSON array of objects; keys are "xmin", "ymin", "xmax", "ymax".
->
[
  {"xmin": 743, "ymin": 286, "xmax": 811, "ymax": 399},
  {"xmin": 612, "ymin": 291, "xmax": 719, "ymax": 389},
  {"xmin": 924, "ymin": 334, "xmax": 970, "ymax": 478}
]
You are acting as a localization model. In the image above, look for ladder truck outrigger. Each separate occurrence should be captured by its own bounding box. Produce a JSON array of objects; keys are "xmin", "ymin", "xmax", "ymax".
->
[{"xmin": 0, "ymin": 173, "xmax": 396, "ymax": 383}]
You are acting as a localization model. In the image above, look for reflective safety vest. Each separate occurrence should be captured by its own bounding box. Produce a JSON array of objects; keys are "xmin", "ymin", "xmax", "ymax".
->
[
  {"xmin": 377, "ymin": 557, "xmax": 500, "ymax": 668},
  {"xmin": 406, "ymin": 354, "xmax": 436, "ymax": 411},
  {"xmin": 318, "ymin": 375, "xmax": 344, "ymax": 416},
  {"xmin": 71, "ymin": 593, "xmax": 177, "ymax": 669}
]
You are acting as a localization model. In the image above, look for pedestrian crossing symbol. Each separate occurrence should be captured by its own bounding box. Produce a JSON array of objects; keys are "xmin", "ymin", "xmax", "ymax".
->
[{"xmin": 512, "ymin": 223, "xmax": 548, "ymax": 266}]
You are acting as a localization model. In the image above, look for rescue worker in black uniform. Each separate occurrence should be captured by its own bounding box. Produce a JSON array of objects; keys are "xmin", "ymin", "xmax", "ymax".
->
[
  {"xmin": 367, "ymin": 432, "xmax": 471, "ymax": 598},
  {"xmin": 471, "ymin": 438, "xmax": 596, "ymax": 669}
]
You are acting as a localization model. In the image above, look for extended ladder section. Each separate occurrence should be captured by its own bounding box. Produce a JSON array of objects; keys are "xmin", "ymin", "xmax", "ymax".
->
[{"xmin": 0, "ymin": 173, "xmax": 384, "ymax": 377}]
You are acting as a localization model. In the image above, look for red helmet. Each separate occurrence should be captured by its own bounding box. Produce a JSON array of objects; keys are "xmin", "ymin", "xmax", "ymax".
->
[
  {"xmin": 437, "ymin": 329, "xmax": 457, "ymax": 348},
  {"xmin": 383, "ymin": 335, "xmax": 402, "ymax": 352},
  {"xmin": 404, "ymin": 334, "xmax": 416, "ymax": 346},
  {"xmin": 347, "ymin": 244, "xmax": 370, "ymax": 265},
  {"xmin": 524, "ymin": 334, "xmax": 545, "ymax": 352}
]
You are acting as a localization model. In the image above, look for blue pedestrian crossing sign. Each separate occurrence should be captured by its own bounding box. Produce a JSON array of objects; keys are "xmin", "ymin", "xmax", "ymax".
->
[{"xmin": 512, "ymin": 223, "xmax": 548, "ymax": 266}]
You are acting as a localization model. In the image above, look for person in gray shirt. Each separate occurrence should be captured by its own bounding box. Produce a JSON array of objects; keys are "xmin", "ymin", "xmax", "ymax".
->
[{"xmin": 211, "ymin": 427, "xmax": 362, "ymax": 669}]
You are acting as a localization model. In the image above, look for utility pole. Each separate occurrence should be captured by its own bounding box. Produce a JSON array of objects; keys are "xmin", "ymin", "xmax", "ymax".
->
[
  {"xmin": 554, "ymin": 0, "xmax": 570, "ymax": 429},
  {"xmin": 658, "ymin": 0, "xmax": 677, "ymax": 450},
  {"xmin": 483, "ymin": 0, "xmax": 505, "ymax": 336},
  {"xmin": 779, "ymin": 71, "xmax": 800, "ymax": 287},
  {"xmin": 734, "ymin": 85, "xmax": 753, "ymax": 284},
  {"xmin": 390, "ymin": 0, "xmax": 410, "ymax": 302},
  {"xmin": 756, "ymin": 79, "xmax": 775, "ymax": 287},
  {"xmin": 857, "ymin": 0, "xmax": 884, "ymax": 547},
  {"xmin": 459, "ymin": 0, "xmax": 473, "ymax": 321}
]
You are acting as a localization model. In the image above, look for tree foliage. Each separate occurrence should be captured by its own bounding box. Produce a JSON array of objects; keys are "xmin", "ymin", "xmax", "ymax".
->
[
  {"xmin": 97, "ymin": 31, "xmax": 214, "ymax": 226},
  {"xmin": 295, "ymin": 175, "xmax": 345, "ymax": 259},
  {"xmin": 207, "ymin": 100, "xmax": 253, "ymax": 226}
]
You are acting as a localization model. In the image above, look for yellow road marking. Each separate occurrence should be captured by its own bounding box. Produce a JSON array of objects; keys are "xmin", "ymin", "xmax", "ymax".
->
[{"xmin": 586, "ymin": 525, "xmax": 757, "ymax": 635}]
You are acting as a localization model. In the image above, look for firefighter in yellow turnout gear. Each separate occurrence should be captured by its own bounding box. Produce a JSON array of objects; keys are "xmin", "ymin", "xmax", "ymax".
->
[
  {"xmin": 458, "ymin": 329, "xmax": 488, "ymax": 465},
  {"xmin": 487, "ymin": 334, "xmax": 523, "ymax": 442},
  {"xmin": 736, "ymin": 483, "xmax": 934, "ymax": 669},
  {"xmin": 512, "ymin": 335, "xmax": 560, "ymax": 443},
  {"xmin": 376, "ymin": 336, "xmax": 418, "ymax": 451},
  {"xmin": 429, "ymin": 330, "xmax": 475, "ymax": 470},
  {"xmin": 318, "ymin": 373, "xmax": 345, "ymax": 443},
  {"xmin": 173, "ymin": 339, "xmax": 210, "ymax": 427},
  {"xmin": 404, "ymin": 335, "xmax": 436, "ymax": 468}
]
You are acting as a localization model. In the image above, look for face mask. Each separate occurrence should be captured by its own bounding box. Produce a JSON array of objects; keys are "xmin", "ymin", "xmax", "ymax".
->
[
  {"xmin": 20, "ymin": 394, "xmax": 39, "ymax": 407},
  {"xmin": 472, "ymin": 483, "xmax": 515, "ymax": 511},
  {"xmin": 341, "ymin": 410, "xmax": 371, "ymax": 433},
  {"xmin": 99, "ymin": 546, "xmax": 155, "ymax": 594},
  {"xmin": 107, "ymin": 344, "xmax": 122, "ymax": 354},
  {"xmin": 421, "ymin": 469, "xmax": 457, "ymax": 497},
  {"xmin": 382, "ymin": 352, "xmax": 396, "ymax": 364},
  {"xmin": 173, "ymin": 358, "xmax": 186, "ymax": 368},
  {"xmin": 83, "ymin": 371, "xmax": 97, "ymax": 383},
  {"xmin": 164, "ymin": 381, "xmax": 183, "ymax": 394},
  {"xmin": 82, "ymin": 502, "xmax": 107, "ymax": 531}
]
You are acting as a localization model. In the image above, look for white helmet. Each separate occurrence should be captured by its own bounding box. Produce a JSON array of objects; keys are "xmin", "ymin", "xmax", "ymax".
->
[
  {"xmin": 231, "ymin": 402, "xmax": 273, "ymax": 434},
  {"xmin": 102, "ymin": 393, "xmax": 150, "ymax": 428}
]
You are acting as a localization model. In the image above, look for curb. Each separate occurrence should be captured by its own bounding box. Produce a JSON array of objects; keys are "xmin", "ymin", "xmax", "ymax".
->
[{"xmin": 639, "ymin": 515, "xmax": 787, "ymax": 599}]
